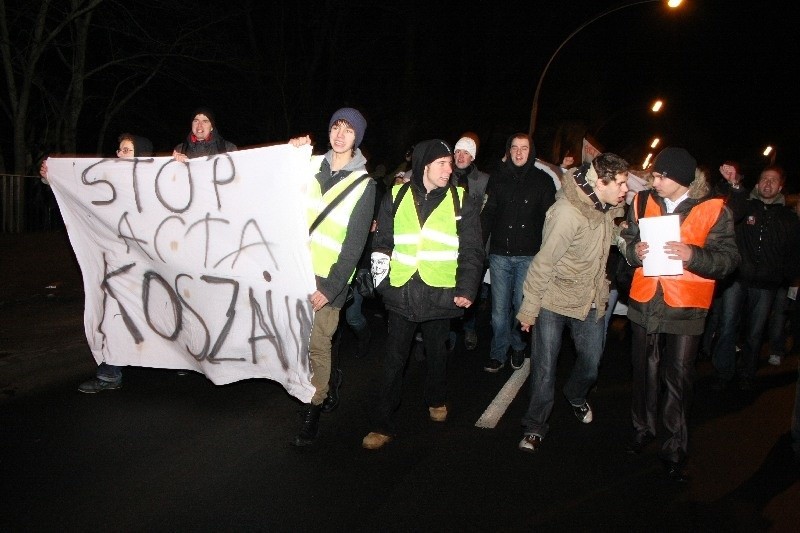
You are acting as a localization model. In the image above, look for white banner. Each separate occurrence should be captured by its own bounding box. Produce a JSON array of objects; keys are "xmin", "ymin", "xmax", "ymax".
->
[{"xmin": 46, "ymin": 145, "xmax": 317, "ymax": 402}]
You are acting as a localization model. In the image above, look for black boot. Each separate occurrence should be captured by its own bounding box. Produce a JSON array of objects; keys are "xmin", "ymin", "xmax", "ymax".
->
[
  {"xmin": 292, "ymin": 403, "xmax": 322, "ymax": 447},
  {"xmin": 321, "ymin": 368, "xmax": 342, "ymax": 413},
  {"xmin": 354, "ymin": 326, "xmax": 371, "ymax": 358}
]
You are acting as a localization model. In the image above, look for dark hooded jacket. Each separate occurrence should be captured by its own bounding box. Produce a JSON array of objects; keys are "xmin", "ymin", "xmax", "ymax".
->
[
  {"xmin": 373, "ymin": 140, "xmax": 484, "ymax": 321},
  {"xmin": 481, "ymin": 136, "xmax": 556, "ymax": 256},
  {"xmin": 174, "ymin": 131, "xmax": 236, "ymax": 159}
]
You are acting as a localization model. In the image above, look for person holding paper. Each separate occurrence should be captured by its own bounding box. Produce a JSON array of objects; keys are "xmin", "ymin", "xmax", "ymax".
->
[
  {"xmin": 620, "ymin": 147, "xmax": 739, "ymax": 482},
  {"xmin": 516, "ymin": 153, "xmax": 630, "ymax": 453}
]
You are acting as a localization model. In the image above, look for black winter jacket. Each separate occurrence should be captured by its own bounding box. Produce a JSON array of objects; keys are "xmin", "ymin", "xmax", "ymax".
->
[
  {"xmin": 373, "ymin": 179, "xmax": 484, "ymax": 322},
  {"xmin": 174, "ymin": 131, "xmax": 237, "ymax": 159},
  {"xmin": 481, "ymin": 158, "xmax": 556, "ymax": 256},
  {"xmin": 735, "ymin": 193, "xmax": 800, "ymax": 289}
]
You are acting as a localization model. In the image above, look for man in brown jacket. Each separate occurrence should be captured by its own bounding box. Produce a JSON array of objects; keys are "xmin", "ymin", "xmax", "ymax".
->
[{"xmin": 516, "ymin": 153, "xmax": 629, "ymax": 453}]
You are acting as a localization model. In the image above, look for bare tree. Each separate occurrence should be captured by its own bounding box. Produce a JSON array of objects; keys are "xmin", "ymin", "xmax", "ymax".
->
[{"xmin": 1, "ymin": 0, "xmax": 105, "ymax": 174}]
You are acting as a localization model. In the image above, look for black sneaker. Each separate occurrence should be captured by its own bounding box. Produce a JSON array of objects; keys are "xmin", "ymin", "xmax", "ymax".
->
[
  {"xmin": 572, "ymin": 401, "xmax": 593, "ymax": 423},
  {"xmin": 484, "ymin": 358, "xmax": 504, "ymax": 373},
  {"xmin": 510, "ymin": 348, "xmax": 525, "ymax": 370},
  {"xmin": 77, "ymin": 377, "xmax": 122, "ymax": 394},
  {"xmin": 518, "ymin": 434, "xmax": 542, "ymax": 453}
]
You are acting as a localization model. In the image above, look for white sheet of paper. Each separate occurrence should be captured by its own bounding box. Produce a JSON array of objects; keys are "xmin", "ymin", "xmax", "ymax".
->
[
  {"xmin": 788, "ymin": 286, "xmax": 798, "ymax": 300},
  {"xmin": 639, "ymin": 215, "xmax": 683, "ymax": 276}
]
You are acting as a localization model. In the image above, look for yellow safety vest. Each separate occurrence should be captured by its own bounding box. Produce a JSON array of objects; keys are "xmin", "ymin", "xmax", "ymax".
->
[
  {"xmin": 390, "ymin": 185, "xmax": 462, "ymax": 288},
  {"xmin": 307, "ymin": 156, "xmax": 369, "ymax": 280}
]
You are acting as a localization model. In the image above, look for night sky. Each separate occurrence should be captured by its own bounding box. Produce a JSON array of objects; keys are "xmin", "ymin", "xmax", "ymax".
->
[{"xmin": 58, "ymin": 1, "xmax": 799, "ymax": 190}]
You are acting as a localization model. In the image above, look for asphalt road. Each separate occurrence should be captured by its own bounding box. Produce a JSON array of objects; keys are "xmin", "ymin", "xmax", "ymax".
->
[{"xmin": 1, "ymin": 231, "xmax": 799, "ymax": 532}]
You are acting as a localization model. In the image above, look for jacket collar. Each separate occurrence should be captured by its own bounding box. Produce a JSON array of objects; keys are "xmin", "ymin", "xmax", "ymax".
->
[{"xmin": 561, "ymin": 168, "xmax": 623, "ymax": 228}]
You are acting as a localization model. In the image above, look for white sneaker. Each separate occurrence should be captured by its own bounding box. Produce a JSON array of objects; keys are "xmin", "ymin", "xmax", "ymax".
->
[{"xmin": 768, "ymin": 354, "xmax": 782, "ymax": 366}]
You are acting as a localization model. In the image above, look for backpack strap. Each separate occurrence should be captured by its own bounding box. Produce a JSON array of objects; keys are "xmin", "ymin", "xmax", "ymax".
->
[
  {"xmin": 634, "ymin": 189, "xmax": 650, "ymax": 222},
  {"xmin": 309, "ymin": 174, "xmax": 371, "ymax": 236},
  {"xmin": 393, "ymin": 181, "xmax": 462, "ymax": 224},
  {"xmin": 450, "ymin": 184, "xmax": 462, "ymax": 221},
  {"xmin": 392, "ymin": 181, "xmax": 412, "ymax": 217}
]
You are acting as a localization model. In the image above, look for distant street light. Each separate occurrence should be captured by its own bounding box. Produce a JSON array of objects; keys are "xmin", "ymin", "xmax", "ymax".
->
[
  {"xmin": 528, "ymin": 0, "xmax": 683, "ymax": 136},
  {"xmin": 650, "ymin": 137, "xmax": 660, "ymax": 148},
  {"xmin": 763, "ymin": 145, "xmax": 776, "ymax": 164},
  {"xmin": 651, "ymin": 100, "xmax": 664, "ymax": 112}
]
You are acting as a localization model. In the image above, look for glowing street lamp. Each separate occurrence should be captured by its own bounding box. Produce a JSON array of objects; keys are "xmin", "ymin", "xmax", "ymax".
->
[
  {"xmin": 763, "ymin": 145, "xmax": 775, "ymax": 164},
  {"xmin": 650, "ymin": 137, "xmax": 660, "ymax": 149},
  {"xmin": 528, "ymin": 0, "xmax": 684, "ymax": 136},
  {"xmin": 651, "ymin": 100, "xmax": 664, "ymax": 112}
]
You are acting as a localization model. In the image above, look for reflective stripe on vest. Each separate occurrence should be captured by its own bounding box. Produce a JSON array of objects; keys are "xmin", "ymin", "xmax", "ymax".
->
[
  {"xmin": 307, "ymin": 156, "xmax": 368, "ymax": 280},
  {"xmin": 629, "ymin": 194, "xmax": 724, "ymax": 309},
  {"xmin": 390, "ymin": 187, "xmax": 462, "ymax": 288}
]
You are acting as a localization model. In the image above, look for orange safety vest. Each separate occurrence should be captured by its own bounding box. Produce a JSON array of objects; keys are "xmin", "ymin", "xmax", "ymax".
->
[{"xmin": 629, "ymin": 194, "xmax": 724, "ymax": 309}]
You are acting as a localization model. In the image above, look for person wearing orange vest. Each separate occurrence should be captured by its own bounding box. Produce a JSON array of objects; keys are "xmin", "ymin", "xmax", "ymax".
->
[{"xmin": 620, "ymin": 147, "xmax": 739, "ymax": 482}]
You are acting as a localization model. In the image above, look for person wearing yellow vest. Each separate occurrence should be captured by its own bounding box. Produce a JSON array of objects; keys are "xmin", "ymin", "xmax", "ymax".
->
[
  {"xmin": 288, "ymin": 107, "xmax": 376, "ymax": 447},
  {"xmin": 620, "ymin": 147, "xmax": 739, "ymax": 482},
  {"xmin": 362, "ymin": 140, "xmax": 484, "ymax": 450},
  {"xmin": 515, "ymin": 153, "xmax": 630, "ymax": 454}
]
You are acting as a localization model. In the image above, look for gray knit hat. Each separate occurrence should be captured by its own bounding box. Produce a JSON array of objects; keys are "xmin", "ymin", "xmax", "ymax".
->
[{"xmin": 328, "ymin": 107, "xmax": 367, "ymax": 148}]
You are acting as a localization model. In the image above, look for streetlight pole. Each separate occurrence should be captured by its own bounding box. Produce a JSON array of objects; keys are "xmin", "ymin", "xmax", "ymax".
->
[{"xmin": 528, "ymin": 0, "xmax": 682, "ymax": 137}]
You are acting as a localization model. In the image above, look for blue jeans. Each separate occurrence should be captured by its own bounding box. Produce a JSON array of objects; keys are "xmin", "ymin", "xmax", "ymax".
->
[
  {"xmin": 489, "ymin": 255, "xmax": 532, "ymax": 362},
  {"xmin": 711, "ymin": 281, "xmax": 744, "ymax": 382},
  {"xmin": 739, "ymin": 285, "xmax": 777, "ymax": 381},
  {"xmin": 602, "ymin": 288, "xmax": 619, "ymax": 352},
  {"xmin": 97, "ymin": 362, "xmax": 122, "ymax": 383},
  {"xmin": 767, "ymin": 288, "xmax": 790, "ymax": 357},
  {"xmin": 521, "ymin": 308, "xmax": 605, "ymax": 438}
]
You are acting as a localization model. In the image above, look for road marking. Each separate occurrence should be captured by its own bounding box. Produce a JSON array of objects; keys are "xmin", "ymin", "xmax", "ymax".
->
[{"xmin": 475, "ymin": 358, "xmax": 530, "ymax": 429}]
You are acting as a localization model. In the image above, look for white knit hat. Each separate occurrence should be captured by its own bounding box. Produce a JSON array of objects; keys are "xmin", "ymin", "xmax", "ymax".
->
[{"xmin": 454, "ymin": 137, "xmax": 477, "ymax": 159}]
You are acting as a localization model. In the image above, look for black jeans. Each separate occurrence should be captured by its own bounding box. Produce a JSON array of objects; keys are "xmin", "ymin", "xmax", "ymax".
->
[
  {"xmin": 630, "ymin": 323, "xmax": 699, "ymax": 464},
  {"xmin": 373, "ymin": 311, "xmax": 449, "ymax": 435}
]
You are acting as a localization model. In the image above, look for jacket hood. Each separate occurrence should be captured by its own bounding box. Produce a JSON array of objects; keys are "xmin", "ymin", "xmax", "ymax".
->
[
  {"xmin": 687, "ymin": 168, "xmax": 710, "ymax": 199},
  {"xmin": 749, "ymin": 186, "xmax": 786, "ymax": 205},
  {"xmin": 411, "ymin": 139, "xmax": 452, "ymax": 190},
  {"xmin": 561, "ymin": 167, "xmax": 624, "ymax": 228},
  {"xmin": 324, "ymin": 147, "xmax": 368, "ymax": 173}
]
